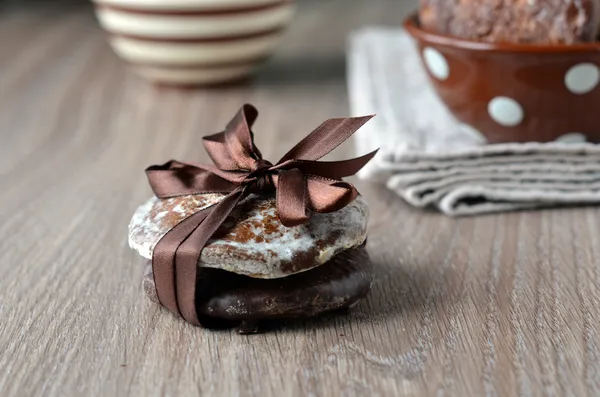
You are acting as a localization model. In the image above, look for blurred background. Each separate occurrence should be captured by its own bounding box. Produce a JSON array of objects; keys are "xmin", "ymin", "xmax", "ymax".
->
[
  {"xmin": 0, "ymin": 0, "xmax": 417, "ymax": 87},
  {"xmin": 0, "ymin": 0, "xmax": 419, "ymax": 175}
]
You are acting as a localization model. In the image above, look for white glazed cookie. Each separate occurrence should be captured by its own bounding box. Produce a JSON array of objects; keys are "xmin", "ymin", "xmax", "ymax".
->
[{"xmin": 129, "ymin": 194, "xmax": 369, "ymax": 279}]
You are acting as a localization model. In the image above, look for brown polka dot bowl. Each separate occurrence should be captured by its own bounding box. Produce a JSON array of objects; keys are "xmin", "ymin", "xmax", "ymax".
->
[{"xmin": 404, "ymin": 13, "xmax": 600, "ymax": 144}]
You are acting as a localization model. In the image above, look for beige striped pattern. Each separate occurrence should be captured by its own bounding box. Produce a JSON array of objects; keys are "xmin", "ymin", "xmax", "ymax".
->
[{"xmin": 93, "ymin": 0, "xmax": 294, "ymax": 85}]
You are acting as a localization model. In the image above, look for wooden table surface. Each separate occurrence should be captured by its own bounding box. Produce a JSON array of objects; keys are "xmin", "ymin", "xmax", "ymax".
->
[{"xmin": 3, "ymin": 1, "xmax": 600, "ymax": 396}]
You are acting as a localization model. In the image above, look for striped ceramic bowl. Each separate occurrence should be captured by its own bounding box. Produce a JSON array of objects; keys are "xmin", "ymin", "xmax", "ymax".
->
[{"xmin": 93, "ymin": 0, "xmax": 295, "ymax": 85}]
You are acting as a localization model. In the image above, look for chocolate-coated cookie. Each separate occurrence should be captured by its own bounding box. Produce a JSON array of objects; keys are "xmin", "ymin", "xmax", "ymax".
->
[{"xmin": 143, "ymin": 245, "xmax": 373, "ymax": 333}]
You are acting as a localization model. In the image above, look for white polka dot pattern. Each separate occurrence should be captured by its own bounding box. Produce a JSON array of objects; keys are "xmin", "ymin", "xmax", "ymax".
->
[
  {"xmin": 423, "ymin": 47, "xmax": 449, "ymax": 81},
  {"xmin": 565, "ymin": 63, "xmax": 600, "ymax": 94},
  {"xmin": 488, "ymin": 97, "xmax": 524, "ymax": 127},
  {"xmin": 555, "ymin": 133, "xmax": 587, "ymax": 144}
]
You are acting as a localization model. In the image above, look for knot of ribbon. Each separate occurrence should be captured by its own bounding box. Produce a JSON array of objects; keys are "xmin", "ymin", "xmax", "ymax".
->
[{"xmin": 145, "ymin": 104, "xmax": 377, "ymax": 326}]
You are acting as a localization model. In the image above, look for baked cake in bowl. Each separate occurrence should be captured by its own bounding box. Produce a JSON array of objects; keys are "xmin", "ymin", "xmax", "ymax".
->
[{"xmin": 405, "ymin": 1, "xmax": 600, "ymax": 143}]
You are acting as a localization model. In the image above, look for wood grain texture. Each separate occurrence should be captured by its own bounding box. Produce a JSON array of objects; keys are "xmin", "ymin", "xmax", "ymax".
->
[{"xmin": 1, "ymin": 1, "xmax": 600, "ymax": 396}]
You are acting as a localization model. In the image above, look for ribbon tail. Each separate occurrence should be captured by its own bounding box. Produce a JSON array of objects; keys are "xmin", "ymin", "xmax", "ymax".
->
[
  {"xmin": 327, "ymin": 149, "xmax": 379, "ymax": 177},
  {"xmin": 152, "ymin": 209, "xmax": 211, "ymax": 316},
  {"xmin": 273, "ymin": 149, "xmax": 379, "ymax": 179},
  {"xmin": 173, "ymin": 188, "xmax": 247, "ymax": 325},
  {"xmin": 152, "ymin": 188, "xmax": 247, "ymax": 325},
  {"xmin": 277, "ymin": 169, "xmax": 308, "ymax": 227}
]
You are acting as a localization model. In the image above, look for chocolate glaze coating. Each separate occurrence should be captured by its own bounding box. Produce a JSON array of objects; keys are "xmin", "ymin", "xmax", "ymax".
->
[
  {"xmin": 142, "ymin": 245, "xmax": 373, "ymax": 331},
  {"xmin": 420, "ymin": 0, "xmax": 600, "ymax": 44}
]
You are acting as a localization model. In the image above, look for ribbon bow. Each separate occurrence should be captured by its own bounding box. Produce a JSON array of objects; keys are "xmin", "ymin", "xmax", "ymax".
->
[{"xmin": 146, "ymin": 104, "xmax": 376, "ymax": 326}]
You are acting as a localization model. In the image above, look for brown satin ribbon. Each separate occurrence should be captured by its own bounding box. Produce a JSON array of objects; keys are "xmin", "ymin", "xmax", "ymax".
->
[{"xmin": 145, "ymin": 104, "xmax": 377, "ymax": 326}]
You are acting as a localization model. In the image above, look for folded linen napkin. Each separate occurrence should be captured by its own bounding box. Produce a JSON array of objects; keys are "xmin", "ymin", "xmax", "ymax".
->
[{"xmin": 348, "ymin": 28, "xmax": 600, "ymax": 216}]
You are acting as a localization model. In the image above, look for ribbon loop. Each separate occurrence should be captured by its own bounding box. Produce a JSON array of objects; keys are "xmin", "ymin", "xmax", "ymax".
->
[
  {"xmin": 278, "ymin": 115, "xmax": 374, "ymax": 163},
  {"xmin": 145, "ymin": 105, "xmax": 376, "ymax": 326}
]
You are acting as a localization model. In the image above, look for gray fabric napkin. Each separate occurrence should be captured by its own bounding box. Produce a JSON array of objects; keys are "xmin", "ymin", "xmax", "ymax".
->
[{"xmin": 348, "ymin": 28, "xmax": 600, "ymax": 216}]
